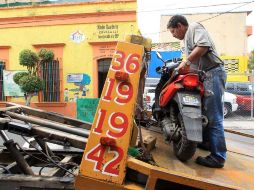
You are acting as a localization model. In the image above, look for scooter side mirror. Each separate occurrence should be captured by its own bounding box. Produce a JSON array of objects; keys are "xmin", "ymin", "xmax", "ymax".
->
[
  {"xmin": 156, "ymin": 66, "xmax": 162, "ymax": 74},
  {"xmin": 155, "ymin": 51, "xmax": 163, "ymax": 60}
]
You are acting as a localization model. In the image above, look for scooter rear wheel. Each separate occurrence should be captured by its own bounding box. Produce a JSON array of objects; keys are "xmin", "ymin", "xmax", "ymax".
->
[{"xmin": 173, "ymin": 114, "xmax": 197, "ymax": 162}]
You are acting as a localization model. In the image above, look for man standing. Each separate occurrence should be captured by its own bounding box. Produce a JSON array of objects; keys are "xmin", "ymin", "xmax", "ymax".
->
[{"xmin": 167, "ymin": 15, "xmax": 227, "ymax": 168}]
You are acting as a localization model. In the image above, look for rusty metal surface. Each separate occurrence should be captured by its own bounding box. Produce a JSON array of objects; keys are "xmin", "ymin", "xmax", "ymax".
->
[
  {"xmin": 0, "ymin": 175, "xmax": 74, "ymax": 190},
  {"xmin": 5, "ymin": 102, "xmax": 92, "ymax": 130},
  {"xmin": 138, "ymin": 128, "xmax": 254, "ymax": 190}
]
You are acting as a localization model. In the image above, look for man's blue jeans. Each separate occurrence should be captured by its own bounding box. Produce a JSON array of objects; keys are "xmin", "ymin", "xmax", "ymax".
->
[{"xmin": 203, "ymin": 66, "xmax": 227, "ymax": 161}]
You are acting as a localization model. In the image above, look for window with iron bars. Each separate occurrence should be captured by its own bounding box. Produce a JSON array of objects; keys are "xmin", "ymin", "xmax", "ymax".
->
[
  {"xmin": 40, "ymin": 60, "xmax": 61, "ymax": 102},
  {"xmin": 0, "ymin": 60, "xmax": 6, "ymax": 101}
]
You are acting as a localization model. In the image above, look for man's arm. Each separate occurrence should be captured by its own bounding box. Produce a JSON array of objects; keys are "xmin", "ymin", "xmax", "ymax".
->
[
  {"xmin": 187, "ymin": 46, "xmax": 208, "ymax": 63},
  {"xmin": 178, "ymin": 46, "xmax": 208, "ymax": 69}
]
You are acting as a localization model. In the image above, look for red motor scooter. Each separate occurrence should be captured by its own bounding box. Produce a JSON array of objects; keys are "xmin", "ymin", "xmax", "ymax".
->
[{"xmin": 152, "ymin": 52, "xmax": 207, "ymax": 161}]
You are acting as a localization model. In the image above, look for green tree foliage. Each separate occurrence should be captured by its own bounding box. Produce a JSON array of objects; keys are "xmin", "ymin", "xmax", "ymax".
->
[
  {"xmin": 248, "ymin": 49, "xmax": 254, "ymax": 72},
  {"xmin": 19, "ymin": 75, "xmax": 43, "ymax": 93},
  {"xmin": 38, "ymin": 48, "xmax": 54, "ymax": 63},
  {"xmin": 13, "ymin": 72, "xmax": 28, "ymax": 85},
  {"xmin": 14, "ymin": 48, "xmax": 54, "ymax": 106},
  {"xmin": 19, "ymin": 49, "xmax": 39, "ymax": 75}
]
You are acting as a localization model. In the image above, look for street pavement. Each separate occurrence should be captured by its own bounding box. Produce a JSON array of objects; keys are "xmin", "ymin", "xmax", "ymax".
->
[
  {"xmin": 224, "ymin": 120, "xmax": 254, "ymax": 129},
  {"xmin": 224, "ymin": 120, "xmax": 254, "ymax": 135}
]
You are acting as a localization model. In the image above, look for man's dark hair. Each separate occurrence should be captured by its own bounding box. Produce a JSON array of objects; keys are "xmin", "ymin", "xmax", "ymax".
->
[{"xmin": 167, "ymin": 15, "xmax": 188, "ymax": 29}]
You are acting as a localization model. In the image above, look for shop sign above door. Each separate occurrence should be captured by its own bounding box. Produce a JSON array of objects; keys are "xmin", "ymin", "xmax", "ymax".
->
[{"xmin": 96, "ymin": 24, "xmax": 119, "ymax": 40}]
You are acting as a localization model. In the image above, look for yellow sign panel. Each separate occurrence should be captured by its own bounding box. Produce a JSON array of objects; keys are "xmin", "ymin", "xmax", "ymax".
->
[
  {"xmin": 220, "ymin": 55, "xmax": 249, "ymax": 82},
  {"xmin": 79, "ymin": 41, "xmax": 144, "ymax": 184},
  {"xmin": 220, "ymin": 55, "xmax": 248, "ymax": 74}
]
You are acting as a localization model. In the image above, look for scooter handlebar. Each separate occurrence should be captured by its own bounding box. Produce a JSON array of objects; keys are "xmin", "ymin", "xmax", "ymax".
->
[{"xmin": 165, "ymin": 58, "xmax": 182, "ymax": 63}]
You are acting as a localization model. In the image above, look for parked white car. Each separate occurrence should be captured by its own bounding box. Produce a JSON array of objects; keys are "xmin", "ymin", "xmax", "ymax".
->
[
  {"xmin": 143, "ymin": 87, "xmax": 156, "ymax": 110},
  {"xmin": 223, "ymin": 91, "xmax": 238, "ymax": 117},
  {"xmin": 144, "ymin": 87, "xmax": 238, "ymax": 118}
]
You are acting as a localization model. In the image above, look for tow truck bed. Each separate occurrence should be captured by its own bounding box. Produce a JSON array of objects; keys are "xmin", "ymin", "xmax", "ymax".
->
[
  {"xmin": 1, "ymin": 103, "xmax": 254, "ymax": 190},
  {"xmin": 126, "ymin": 128, "xmax": 254, "ymax": 190}
]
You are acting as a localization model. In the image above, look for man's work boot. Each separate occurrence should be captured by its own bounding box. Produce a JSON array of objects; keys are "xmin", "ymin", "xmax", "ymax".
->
[{"xmin": 196, "ymin": 155, "xmax": 224, "ymax": 168}]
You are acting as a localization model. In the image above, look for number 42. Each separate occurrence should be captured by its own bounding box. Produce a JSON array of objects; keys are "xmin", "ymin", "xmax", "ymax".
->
[{"xmin": 85, "ymin": 143, "xmax": 124, "ymax": 176}]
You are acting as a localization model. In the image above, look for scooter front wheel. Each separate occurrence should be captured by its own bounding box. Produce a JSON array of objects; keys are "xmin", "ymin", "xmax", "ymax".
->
[{"xmin": 173, "ymin": 114, "xmax": 197, "ymax": 162}]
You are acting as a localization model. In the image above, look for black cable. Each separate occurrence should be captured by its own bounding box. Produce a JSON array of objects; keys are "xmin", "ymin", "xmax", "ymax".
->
[
  {"xmin": 44, "ymin": 142, "xmax": 62, "ymax": 162},
  {"xmin": 2, "ymin": 1, "xmax": 252, "ymax": 15},
  {"xmin": 39, "ymin": 162, "xmax": 78, "ymax": 176},
  {"xmin": 16, "ymin": 143, "xmax": 52, "ymax": 165},
  {"xmin": 0, "ymin": 1, "xmax": 252, "ymax": 39},
  {"xmin": 141, "ymin": 0, "xmax": 254, "ymax": 36},
  {"xmin": 19, "ymin": 136, "xmax": 78, "ymax": 174},
  {"xmin": 38, "ymin": 163, "xmax": 55, "ymax": 176},
  {"xmin": 1, "ymin": 1, "xmax": 251, "ymax": 27},
  {"xmin": 18, "ymin": 142, "xmax": 78, "ymax": 176},
  {"xmin": 138, "ymin": 1, "xmax": 254, "ymax": 13},
  {"xmin": 198, "ymin": 1, "xmax": 254, "ymax": 23},
  {"xmin": 21, "ymin": 136, "xmax": 76, "ymax": 177}
]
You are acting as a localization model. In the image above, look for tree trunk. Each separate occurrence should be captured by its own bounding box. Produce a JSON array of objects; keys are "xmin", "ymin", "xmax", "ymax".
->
[{"xmin": 25, "ymin": 94, "xmax": 33, "ymax": 106}]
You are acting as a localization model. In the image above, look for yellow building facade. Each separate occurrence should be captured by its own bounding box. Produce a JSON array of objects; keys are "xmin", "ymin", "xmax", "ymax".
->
[{"xmin": 0, "ymin": 0, "xmax": 139, "ymax": 117}]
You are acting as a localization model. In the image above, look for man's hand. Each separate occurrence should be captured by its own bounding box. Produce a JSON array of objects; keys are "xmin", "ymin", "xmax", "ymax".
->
[
  {"xmin": 177, "ymin": 61, "xmax": 190, "ymax": 72},
  {"xmin": 177, "ymin": 46, "xmax": 208, "ymax": 73}
]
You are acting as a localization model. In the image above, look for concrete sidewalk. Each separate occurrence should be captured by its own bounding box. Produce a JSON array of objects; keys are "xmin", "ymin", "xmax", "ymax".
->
[
  {"xmin": 224, "ymin": 120, "xmax": 254, "ymax": 136},
  {"xmin": 224, "ymin": 120, "xmax": 254, "ymax": 129}
]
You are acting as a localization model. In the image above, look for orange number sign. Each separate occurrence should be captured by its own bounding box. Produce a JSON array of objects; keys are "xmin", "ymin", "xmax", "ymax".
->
[{"xmin": 79, "ymin": 41, "xmax": 144, "ymax": 184}]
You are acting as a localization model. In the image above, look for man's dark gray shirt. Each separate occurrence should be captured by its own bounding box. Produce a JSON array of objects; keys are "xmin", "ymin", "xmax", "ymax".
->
[{"xmin": 184, "ymin": 22, "xmax": 224, "ymax": 71}]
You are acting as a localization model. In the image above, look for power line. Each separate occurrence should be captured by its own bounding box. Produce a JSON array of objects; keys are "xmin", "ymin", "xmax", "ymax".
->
[
  {"xmin": 137, "ymin": 1, "xmax": 254, "ymax": 13},
  {"xmin": 141, "ymin": 0, "xmax": 254, "ymax": 37},
  {"xmin": 198, "ymin": 1, "xmax": 254, "ymax": 22},
  {"xmin": 0, "ymin": 1, "xmax": 253, "ymax": 36},
  {"xmin": 0, "ymin": 1, "xmax": 252, "ymax": 27}
]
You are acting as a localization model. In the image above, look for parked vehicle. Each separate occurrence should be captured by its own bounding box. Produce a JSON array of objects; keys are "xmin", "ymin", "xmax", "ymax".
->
[
  {"xmin": 236, "ymin": 94, "xmax": 254, "ymax": 111},
  {"xmin": 225, "ymin": 82, "xmax": 254, "ymax": 95},
  {"xmin": 151, "ymin": 52, "xmax": 206, "ymax": 162},
  {"xmin": 145, "ymin": 88, "xmax": 238, "ymax": 117},
  {"xmin": 223, "ymin": 92, "xmax": 238, "ymax": 117},
  {"xmin": 144, "ymin": 87, "xmax": 156, "ymax": 110},
  {"xmin": 225, "ymin": 82, "xmax": 254, "ymax": 111}
]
